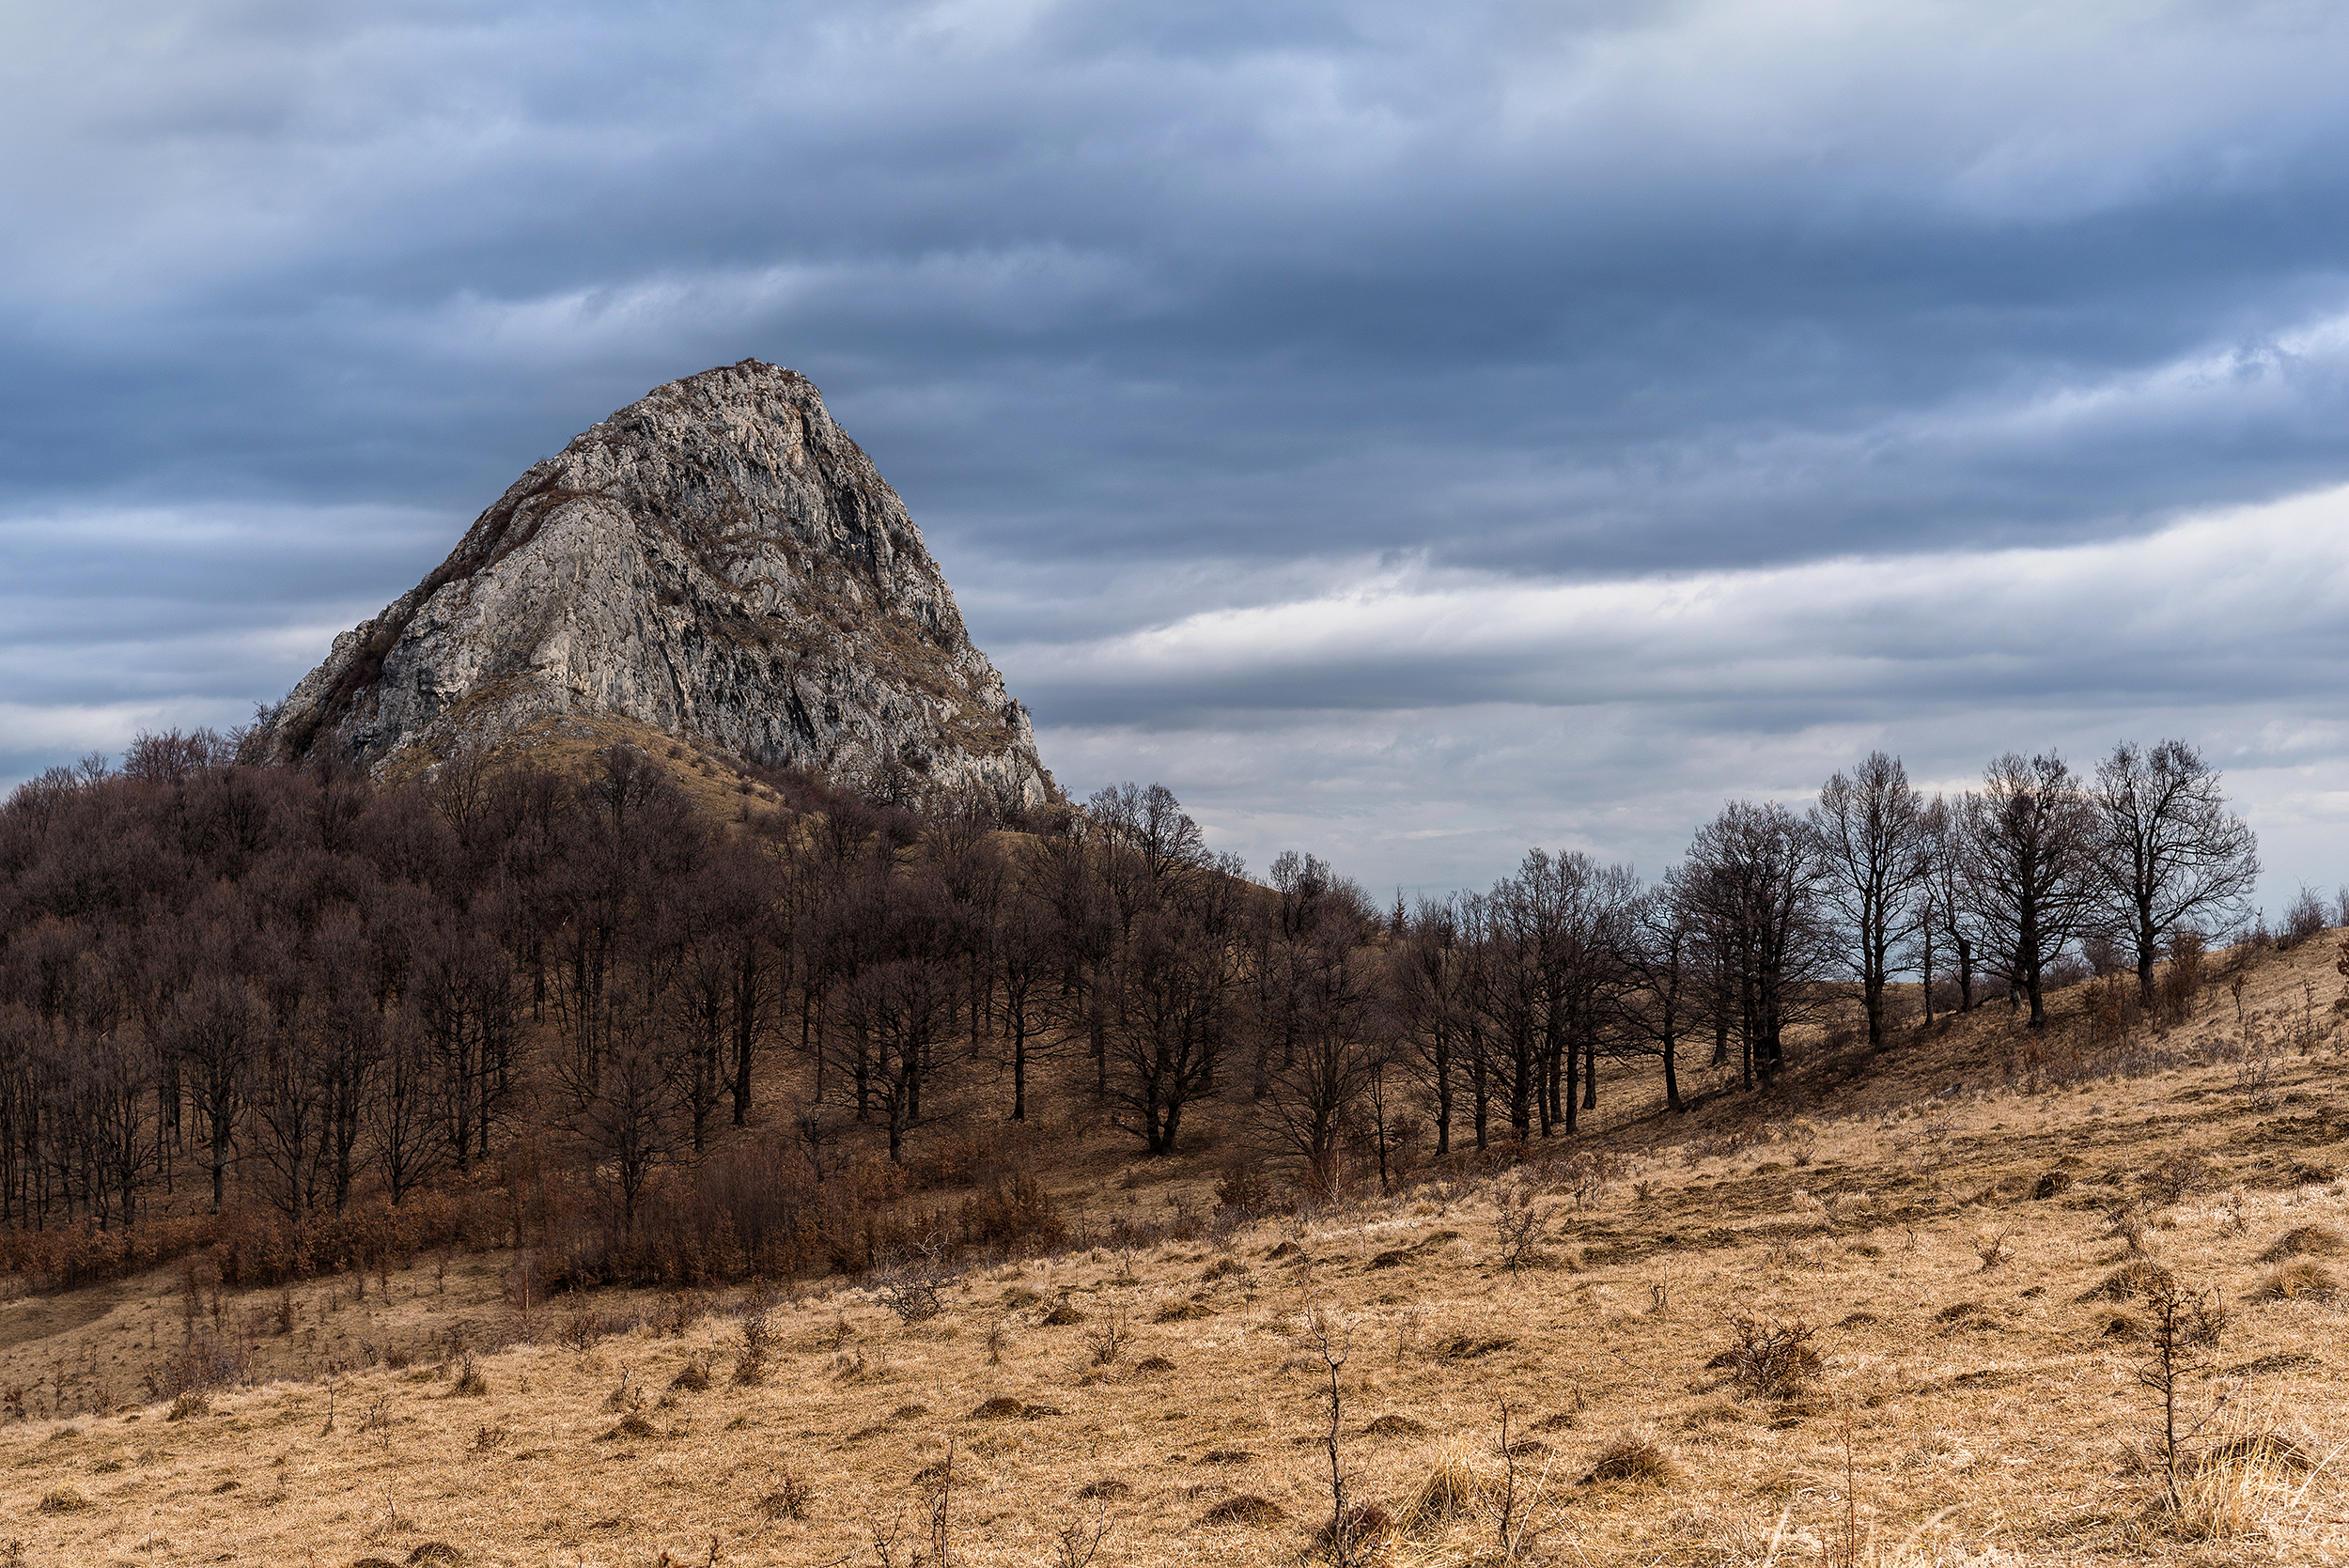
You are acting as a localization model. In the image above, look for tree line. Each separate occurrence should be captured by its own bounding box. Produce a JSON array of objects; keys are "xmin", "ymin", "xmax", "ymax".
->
[{"xmin": 0, "ymin": 730, "xmax": 2264, "ymax": 1273}]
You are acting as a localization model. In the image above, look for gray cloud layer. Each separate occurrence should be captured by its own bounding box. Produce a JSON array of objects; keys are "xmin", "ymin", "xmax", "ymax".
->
[{"xmin": 5, "ymin": 0, "xmax": 2347, "ymax": 909}]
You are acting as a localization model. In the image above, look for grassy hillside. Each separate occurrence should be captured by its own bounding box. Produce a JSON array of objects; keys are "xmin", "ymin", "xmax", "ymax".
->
[{"xmin": 1, "ymin": 935, "xmax": 2345, "ymax": 1566}]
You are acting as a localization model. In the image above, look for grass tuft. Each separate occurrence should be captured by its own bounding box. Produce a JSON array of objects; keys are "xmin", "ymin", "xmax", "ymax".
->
[
  {"xmin": 1198, "ymin": 1494, "xmax": 1286, "ymax": 1528},
  {"xmin": 1583, "ymin": 1431, "xmax": 1676, "ymax": 1486},
  {"xmin": 2261, "ymin": 1223, "xmax": 2348, "ymax": 1261},
  {"xmin": 1404, "ymin": 1452, "xmax": 1487, "ymax": 1530},
  {"xmin": 2083, "ymin": 1260, "xmax": 2176, "ymax": 1301},
  {"xmin": 2250, "ymin": 1260, "xmax": 2339, "ymax": 1302}
]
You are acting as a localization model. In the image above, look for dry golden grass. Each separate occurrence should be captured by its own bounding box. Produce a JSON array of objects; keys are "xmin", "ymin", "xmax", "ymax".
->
[{"xmin": 4, "ymin": 938, "xmax": 2349, "ymax": 1564}]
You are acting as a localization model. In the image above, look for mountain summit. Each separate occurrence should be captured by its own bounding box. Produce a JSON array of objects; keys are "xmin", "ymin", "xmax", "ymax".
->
[{"xmin": 264, "ymin": 360, "xmax": 1056, "ymax": 807}]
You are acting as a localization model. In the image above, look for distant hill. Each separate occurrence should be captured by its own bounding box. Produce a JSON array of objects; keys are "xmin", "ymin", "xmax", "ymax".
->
[{"xmin": 261, "ymin": 359, "xmax": 1056, "ymax": 810}]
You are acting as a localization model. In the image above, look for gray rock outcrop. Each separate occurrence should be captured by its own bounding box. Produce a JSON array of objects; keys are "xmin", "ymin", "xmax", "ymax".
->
[{"xmin": 265, "ymin": 360, "xmax": 1056, "ymax": 808}]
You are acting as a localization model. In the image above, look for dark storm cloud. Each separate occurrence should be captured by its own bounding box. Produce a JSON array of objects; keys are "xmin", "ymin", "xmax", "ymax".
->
[{"xmin": 5, "ymin": 0, "xmax": 2349, "ymax": 905}]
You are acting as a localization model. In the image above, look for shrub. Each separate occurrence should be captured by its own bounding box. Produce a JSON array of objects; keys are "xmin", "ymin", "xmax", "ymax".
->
[
  {"xmin": 1717, "ymin": 1313, "xmax": 1820, "ymax": 1398},
  {"xmin": 2280, "ymin": 886, "xmax": 2330, "ymax": 950},
  {"xmin": 446, "ymin": 1356, "xmax": 488, "ymax": 1397},
  {"xmin": 732, "ymin": 1312, "xmax": 771, "ymax": 1386},
  {"xmin": 1214, "ymin": 1164, "xmax": 1275, "ymax": 1215},
  {"xmin": 957, "ymin": 1172, "xmax": 1067, "ymax": 1253},
  {"xmin": 756, "ymin": 1469, "xmax": 814, "ymax": 1521}
]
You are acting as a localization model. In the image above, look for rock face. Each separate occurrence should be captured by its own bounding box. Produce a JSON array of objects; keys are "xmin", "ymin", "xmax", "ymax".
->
[{"xmin": 266, "ymin": 360, "xmax": 1055, "ymax": 808}]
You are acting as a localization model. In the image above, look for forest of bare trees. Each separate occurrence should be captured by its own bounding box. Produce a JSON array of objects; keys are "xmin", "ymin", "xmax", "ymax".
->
[{"xmin": 0, "ymin": 730, "xmax": 2279, "ymax": 1289}]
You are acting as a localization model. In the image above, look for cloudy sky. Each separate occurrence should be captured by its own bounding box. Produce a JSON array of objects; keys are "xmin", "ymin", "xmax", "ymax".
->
[{"xmin": 6, "ymin": 0, "xmax": 2348, "ymax": 911}]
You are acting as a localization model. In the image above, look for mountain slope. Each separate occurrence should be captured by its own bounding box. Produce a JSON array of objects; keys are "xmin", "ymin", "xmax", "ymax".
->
[{"xmin": 265, "ymin": 360, "xmax": 1054, "ymax": 807}]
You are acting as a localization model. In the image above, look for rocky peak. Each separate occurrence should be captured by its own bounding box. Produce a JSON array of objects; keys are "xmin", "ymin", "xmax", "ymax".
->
[{"xmin": 265, "ymin": 360, "xmax": 1056, "ymax": 808}]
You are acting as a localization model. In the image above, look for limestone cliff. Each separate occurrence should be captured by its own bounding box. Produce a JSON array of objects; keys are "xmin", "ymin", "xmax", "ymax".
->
[{"xmin": 265, "ymin": 360, "xmax": 1055, "ymax": 808}]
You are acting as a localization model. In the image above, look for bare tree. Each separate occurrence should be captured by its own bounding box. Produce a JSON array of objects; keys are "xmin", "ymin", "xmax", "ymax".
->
[
  {"xmin": 1961, "ymin": 753, "xmax": 2101, "ymax": 1030},
  {"xmin": 2089, "ymin": 740, "xmax": 2259, "ymax": 1007},
  {"xmin": 1085, "ymin": 782, "xmax": 1207, "ymax": 882},
  {"xmin": 1681, "ymin": 801, "xmax": 1828, "ymax": 1085},
  {"xmin": 1392, "ymin": 896, "xmax": 1474, "ymax": 1154},
  {"xmin": 1616, "ymin": 873, "xmax": 1697, "ymax": 1112},
  {"xmin": 1105, "ymin": 904, "xmax": 1235, "ymax": 1157},
  {"xmin": 1809, "ymin": 752, "xmax": 1928, "ymax": 1046},
  {"xmin": 1253, "ymin": 925, "xmax": 1383, "ymax": 1186}
]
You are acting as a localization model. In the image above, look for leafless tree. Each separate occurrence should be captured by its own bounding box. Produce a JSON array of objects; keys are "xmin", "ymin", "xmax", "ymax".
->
[
  {"xmin": 1105, "ymin": 900, "xmax": 1237, "ymax": 1157},
  {"xmin": 1615, "ymin": 873, "xmax": 1698, "ymax": 1111},
  {"xmin": 1392, "ymin": 896, "xmax": 1475, "ymax": 1153},
  {"xmin": 1961, "ymin": 753, "xmax": 2102, "ymax": 1030},
  {"xmin": 1809, "ymin": 752, "xmax": 1929, "ymax": 1045},
  {"xmin": 1252, "ymin": 924, "xmax": 1383, "ymax": 1185},
  {"xmin": 2089, "ymin": 740, "xmax": 2259, "ymax": 1007},
  {"xmin": 1085, "ymin": 781, "xmax": 1207, "ymax": 881},
  {"xmin": 1680, "ymin": 801, "xmax": 1828, "ymax": 1085}
]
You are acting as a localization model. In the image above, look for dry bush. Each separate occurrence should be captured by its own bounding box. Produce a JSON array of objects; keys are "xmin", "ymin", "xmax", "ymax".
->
[
  {"xmin": 1716, "ymin": 1313, "xmax": 1821, "ymax": 1398},
  {"xmin": 1051, "ymin": 1499, "xmax": 1115, "ymax": 1568},
  {"xmin": 732, "ymin": 1312, "xmax": 771, "ymax": 1387},
  {"xmin": 1082, "ymin": 1307, "xmax": 1130, "ymax": 1366},
  {"xmin": 2250, "ymin": 1260, "xmax": 2339, "ymax": 1302},
  {"xmin": 2102, "ymin": 1202, "xmax": 2153, "ymax": 1254},
  {"xmin": 1492, "ymin": 1181, "xmax": 1556, "ymax": 1273},
  {"xmin": 1583, "ymin": 1431, "xmax": 1675, "ymax": 1486},
  {"xmin": 755, "ymin": 1469, "xmax": 814, "ymax": 1522},
  {"xmin": 445, "ymin": 1356, "xmax": 488, "ymax": 1397},
  {"xmin": 1972, "ymin": 1228, "xmax": 2014, "ymax": 1270},
  {"xmin": 877, "ymin": 1271, "xmax": 945, "ymax": 1325},
  {"xmin": 2261, "ymin": 1223, "xmax": 2347, "ymax": 1261},
  {"xmin": 1557, "ymin": 1149, "xmax": 1626, "ymax": 1210},
  {"xmin": 1214, "ymin": 1164, "xmax": 1276, "ymax": 1217},
  {"xmin": 957, "ymin": 1172, "xmax": 1068, "ymax": 1253}
]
